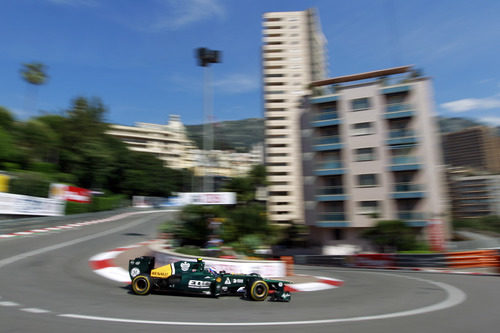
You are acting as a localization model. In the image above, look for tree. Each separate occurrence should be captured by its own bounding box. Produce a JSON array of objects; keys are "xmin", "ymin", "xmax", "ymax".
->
[
  {"xmin": 0, "ymin": 106, "xmax": 14, "ymax": 131},
  {"xmin": 20, "ymin": 62, "xmax": 48, "ymax": 115},
  {"xmin": 364, "ymin": 220, "xmax": 421, "ymax": 252}
]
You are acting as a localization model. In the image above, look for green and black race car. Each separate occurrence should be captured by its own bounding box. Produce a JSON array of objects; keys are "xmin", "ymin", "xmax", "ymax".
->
[{"xmin": 128, "ymin": 256, "xmax": 291, "ymax": 302}]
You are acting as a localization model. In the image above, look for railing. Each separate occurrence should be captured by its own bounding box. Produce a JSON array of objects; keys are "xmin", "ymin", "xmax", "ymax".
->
[
  {"xmin": 316, "ymin": 161, "xmax": 343, "ymax": 170},
  {"xmin": 317, "ymin": 186, "xmax": 344, "ymax": 195},
  {"xmin": 393, "ymin": 183, "xmax": 423, "ymax": 192},
  {"xmin": 315, "ymin": 135, "xmax": 341, "ymax": 145},
  {"xmin": 391, "ymin": 156, "xmax": 419, "ymax": 165},
  {"xmin": 314, "ymin": 111, "xmax": 339, "ymax": 121},
  {"xmin": 317, "ymin": 213, "xmax": 347, "ymax": 221},
  {"xmin": 386, "ymin": 103, "xmax": 413, "ymax": 113},
  {"xmin": 397, "ymin": 211, "xmax": 426, "ymax": 220},
  {"xmin": 389, "ymin": 129, "xmax": 415, "ymax": 138}
]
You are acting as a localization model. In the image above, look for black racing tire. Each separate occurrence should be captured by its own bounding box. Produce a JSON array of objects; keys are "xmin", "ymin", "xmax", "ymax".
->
[
  {"xmin": 131, "ymin": 274, "xmax": 152, "ymax": 295},
  {"xmin": 249, "ymin": 280, "xmax": 269, "ymax": 301}
]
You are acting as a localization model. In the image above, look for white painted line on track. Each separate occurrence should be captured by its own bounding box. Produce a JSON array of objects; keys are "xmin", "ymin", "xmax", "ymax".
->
[
  {"xmin": 0, "ymin": 212, "xmax": 168, "ymax": 269},
  {"xmin": 0, "ymin": 301, "xmax": 20, "ymax": 307},
  {"xmin": 58, "ymin": 272, "xmax": 467, "ymax": 327},
  {"xmin": 21, "ymin": 308, "xmax": 51, "ymax": 314}
]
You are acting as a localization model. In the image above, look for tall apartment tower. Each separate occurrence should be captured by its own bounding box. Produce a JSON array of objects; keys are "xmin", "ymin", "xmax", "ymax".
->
[
  {"xmin": 302, "ymin": 66, "xmax": 449, "ymax": 246},
  {"xmin": 262, "ymin": 8, "xmax": 327, "ymax": 224}
]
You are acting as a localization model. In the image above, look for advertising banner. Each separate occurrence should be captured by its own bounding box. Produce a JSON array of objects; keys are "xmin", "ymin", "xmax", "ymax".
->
[
  {"xmin": 353, "ymin": 254, "xmax": 395, "ymax": 268},
  {"xmin": 177, "ymin": 192, "xmax": 236, "ymax": 205},
  {"xmin": 153, "ymin": 250, "xmax": 286, "ymax": 278},
  {"xmin": 0, "ymin": 192, "xmax": 65, "ymax": 216},
  {"xmin": 49, "ymin": 184, "xmax": 91, "ymax": 203}
]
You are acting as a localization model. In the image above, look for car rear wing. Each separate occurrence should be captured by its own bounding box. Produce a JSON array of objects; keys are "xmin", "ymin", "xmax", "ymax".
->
[{"xmin": 129, "ymin": 256, "xmax": 155, "ymax": 280}]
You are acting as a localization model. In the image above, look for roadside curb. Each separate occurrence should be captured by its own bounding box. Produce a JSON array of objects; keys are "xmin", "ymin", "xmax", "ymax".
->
[
  {"xmin": 89, "ymin": 242, "xmax": 344, "ymax": 293},
  {"xmin": 0, "ymin": 210, "xmax": 176, "ymax": 239}
]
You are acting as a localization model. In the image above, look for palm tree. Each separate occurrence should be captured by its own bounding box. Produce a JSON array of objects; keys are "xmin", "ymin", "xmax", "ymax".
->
[{"xmin": 20, "ymin": 62, "xmax": 48, "ymax": 115}]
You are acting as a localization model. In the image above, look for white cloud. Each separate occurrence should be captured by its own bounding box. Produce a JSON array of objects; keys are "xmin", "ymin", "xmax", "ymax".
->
[
  {"xmin": 441, "ymin": 96, "xmax": 500, "ymax": 113},
  {"xmin": 214, "ymin": 74, "xmax": 258, "ymax": 94},
  {"xmin": 480, "ymin": 116, "xmax": 500, "ymax": 126},
  {"xmin": 151, "ymin": 0, "xmax": 225, "ymax": 31},
  {"xmin": 169, "ymin": 73, "xmax": 258, "ymax": 95}
]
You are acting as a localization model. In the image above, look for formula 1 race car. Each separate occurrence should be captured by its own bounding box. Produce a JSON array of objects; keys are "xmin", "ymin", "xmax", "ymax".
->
[{"xmin": 128, "ymin": 256, "xmax": 291, "ymax": 302}]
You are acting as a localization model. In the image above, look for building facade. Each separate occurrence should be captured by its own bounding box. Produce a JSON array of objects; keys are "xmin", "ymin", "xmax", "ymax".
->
[
  {"xmin": 442, "ymin": 126, "xmax": 500, "ymax": 174},
  {"xmin": 449, "ymin": 173, "xmax": 500, "ymax": 219},
  {"xmin": 108, "ymin": 116, "xmax": 263, "ymax": 178},
  {"xmin": 302, "ymin": 66, "xmax": 449, "ymax": 246},
  {"xmin": 107, "ymin": 115, "xmax": 196, "ymax": 170},
  {"xmin": 262, "ymin": 8, "xmax": 327, "ymax": 224}
]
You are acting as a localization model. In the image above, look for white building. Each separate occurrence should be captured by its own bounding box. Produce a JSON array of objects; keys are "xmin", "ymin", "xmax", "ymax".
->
[
  {"xmin": 262, "ymin": 8, "xmax": 327, "ymax": 224},
  {"xmin": 302, "ymin": 66, "xmax": 449, "ymax": 246},
  {"xmin": 108, "ymin": 116, "xmax": 263, "ymax": 178},
  {"xmin": 107, "ymin": 115, "xmax": 196, "ymax": 170}
]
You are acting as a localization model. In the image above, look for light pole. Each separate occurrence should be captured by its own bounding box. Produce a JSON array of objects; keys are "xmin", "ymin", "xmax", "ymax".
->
[{"xmin": 196, "ymin": 47, "xmax": 221, "ymax": 192}]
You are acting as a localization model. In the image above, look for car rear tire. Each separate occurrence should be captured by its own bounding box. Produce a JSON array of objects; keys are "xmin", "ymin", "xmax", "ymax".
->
[
  {"xmin": 249, "ymin": 280, "xmax": 269, "ymax": 301},
  {"xmin": 131, "ymin": 275, "xmax": 152, "ymax": 295}
]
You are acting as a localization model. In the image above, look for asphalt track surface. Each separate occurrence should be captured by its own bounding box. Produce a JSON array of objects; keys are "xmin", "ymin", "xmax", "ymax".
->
[{"xmin": 1, "ymin": 210, "xmax": 499, "ymax": 333}]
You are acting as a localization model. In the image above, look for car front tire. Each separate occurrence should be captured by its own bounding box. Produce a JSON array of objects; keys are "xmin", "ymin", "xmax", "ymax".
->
[{"xmin": 249, "ymin": 280, "xmax": 269, "ymax": 301}]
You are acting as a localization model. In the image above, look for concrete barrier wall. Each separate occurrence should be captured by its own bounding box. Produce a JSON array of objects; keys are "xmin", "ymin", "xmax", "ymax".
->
[
  {"xmin": 295, "ymin": 250, "xmax": 500, "ymax": 271},
  {"xmin": 150, "ymin": 242, "xmax": 286, "ymax": 277}
]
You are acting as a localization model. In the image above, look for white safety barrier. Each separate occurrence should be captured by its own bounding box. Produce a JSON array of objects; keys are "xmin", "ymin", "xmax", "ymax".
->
[
  {"xmin": 150, "ymin": 242, "xmax": 286, "ymax": 277},
  {"xmin": 0, "ymin": 192, "xmax": 65, "ymax": 216}
]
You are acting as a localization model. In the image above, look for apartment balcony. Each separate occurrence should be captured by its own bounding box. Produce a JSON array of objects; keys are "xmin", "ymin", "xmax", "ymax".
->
[
  {"xmin": 384, "ymin": 103, "xmax": 415, "ymax": 119},
  {"xmin": 388, "ymin": 156, "xmax": 422, "ymax": 171},
  {"xmin": 310, "ymin": 94, "xmax": 339, "ymax": 104},
  {"xmin": 312, "ymin": 112, "xmax": 341, "ymax": 127},
  {"xmin": 316, "ymin": 186, "xmax": 348, "ymax": 201},
  {"xmin": 397, "ymin": 211, "xmax": 428, "ymax": 227},
  {"xmin": 386, "ymin": 129, "xmax": 418, "ymax": 145},
  {"xmin": 313, "ymin": 135, "xmax": 343, "ymax": 151},
  {"xmin": 391, "ymin": 183, "xmax": 425, "ymax": 199},
  {"xmin": 316, "ymin": 213, "xmax": 349, "ymax": 227},
  {"xmin": 381, "ymin": 84, "xmax": 411, "ymax": 95},
  {"xmin": 315, "ymin": 161, "xmax": 345, "ymax": 176}
]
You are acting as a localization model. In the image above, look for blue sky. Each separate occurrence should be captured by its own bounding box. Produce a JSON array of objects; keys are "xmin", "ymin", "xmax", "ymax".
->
[{"xmin": 0, "ymin": 0, "xmax": 499, "ymax": 126}]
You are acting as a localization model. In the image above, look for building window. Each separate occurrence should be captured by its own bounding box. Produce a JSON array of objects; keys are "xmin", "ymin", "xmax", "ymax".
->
[
  {"xmin": 269, "ymin": 191, "xmax": 289, "ymax": 196},
  {"xmin": 351, "ymin": 97, "xmax": 371, "ymax": 111},
  {"xmin": 351, "ymin": 122, "xmax": 374, "ymax": 136},
  {"xmin": 358, "ymin": 201, "xmax": 380, "ymax": 215},
  {"xmin": 265, "ymin": 74, "xmax": 284, "ymax": 77},
  {"xmin": 355, "ymin": 148, "xmax": 376, "ymax": 161},
  {"xmin": 269, "ymin": 172, "xmax": 289, "ymax": 176},
  {"xmin": 357, "ymin": 174, "xmax": 379, "ymax": 187}
]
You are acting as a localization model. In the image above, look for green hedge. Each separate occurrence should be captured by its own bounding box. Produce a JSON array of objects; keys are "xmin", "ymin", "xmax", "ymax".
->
[{"xmin": 65, "ymin": 194, "xmax": 127, "ymax": 215}]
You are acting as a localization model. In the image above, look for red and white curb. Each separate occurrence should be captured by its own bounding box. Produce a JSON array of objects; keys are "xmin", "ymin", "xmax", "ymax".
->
[
  {"xmin": 0, "ymin": 210, "xmax": 172, "ymax": 240},
  {"xmin": 89, "ymin": 243, "xmax": 344, "ymax": 292},
  {"xmin": 285, "ymin": 276, "xmax": 344, "ymax": 292},
  {"xmin": 89, "ymin": 241, "xmax": 155, "ymax": 283}
]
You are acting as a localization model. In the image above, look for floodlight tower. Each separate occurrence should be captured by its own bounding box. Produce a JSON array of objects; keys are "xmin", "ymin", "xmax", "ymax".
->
[{"xmin": 196, "ymin": 47, "xmax": 221, "ymax": 192}]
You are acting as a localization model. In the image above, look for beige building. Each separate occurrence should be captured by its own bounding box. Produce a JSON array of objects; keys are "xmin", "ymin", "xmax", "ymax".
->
[
  {"xmin": 442, "ymin": 126, "xmax": 500, "ymax": 174},
  {"xmin": 107, "ymin": 115, "xmax": 196, "ymax": 170},
  {"xmin": 192, "ymin": 144, "xmax": 264, "ymax": 178},
  {"xmin": 108, "ymin": 116, "xmax": 263, "ymax": 178},
  {"xmin": 302, "ymin": 66, "xmax": 449, "ymax": 246},
  {"xmin": 262, "ymin": 8, "xmax": 327, "ymax": 224}
]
